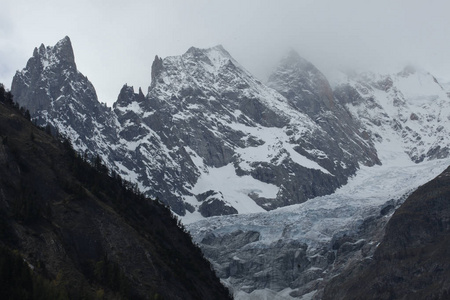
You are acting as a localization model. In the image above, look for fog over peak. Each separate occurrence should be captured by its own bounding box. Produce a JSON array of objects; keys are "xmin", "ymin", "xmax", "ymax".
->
[{"xmin": 2, "ymin": 0, "xmax": 450, "ymax": 105}]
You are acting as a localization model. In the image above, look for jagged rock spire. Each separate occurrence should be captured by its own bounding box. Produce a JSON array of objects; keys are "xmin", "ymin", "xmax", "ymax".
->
[
  {"xmin": 151, "ymin": 55, "xmax": 163, "ymax": 87},
  {"xmin": 53, "ymin": 36, "xmax": 76, "ymax": 67}
]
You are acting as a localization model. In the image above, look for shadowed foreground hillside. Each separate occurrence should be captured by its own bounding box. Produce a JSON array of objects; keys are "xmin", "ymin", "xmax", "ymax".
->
[
  {"xmin": 0, "ymin": 89, "xmax": 231, "ymax": 299},
  {"xmin": 323, "ymin": 165, "xmax": 450, "ymax": 300}
]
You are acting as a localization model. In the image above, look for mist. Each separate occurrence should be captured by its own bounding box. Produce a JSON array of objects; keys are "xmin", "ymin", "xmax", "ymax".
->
[{"xmin": 1, "ymin": 0, "xmax": 450, "ymax": 105}]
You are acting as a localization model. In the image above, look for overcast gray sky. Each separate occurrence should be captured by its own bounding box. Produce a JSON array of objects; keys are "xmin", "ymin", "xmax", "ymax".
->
[{"xmin": 1, "ymin": 0, "xmax": 450, "ymax": 105}]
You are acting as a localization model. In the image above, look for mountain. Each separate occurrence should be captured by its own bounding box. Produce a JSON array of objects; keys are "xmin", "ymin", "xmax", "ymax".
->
[
  {"xmin": 12, "ymin": 37, "xmax": 380, "ymax": 220},
  {"xmin": 0, "ymin": 92, "xmax": 231, "ymax": 299},
  {"xmin": 185, "ymin": 59, "xmax": 450, "ymax": 298},
  {"xmin": 10, "ymin": 37, "xmax": 450, "ymax": 299}
]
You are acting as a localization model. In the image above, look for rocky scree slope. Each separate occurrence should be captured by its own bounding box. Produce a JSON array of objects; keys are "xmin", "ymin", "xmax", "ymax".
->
[
  {"xmin": 11, "ymin": 37, "xmax": 380, "ymax": 219},
  {"xmin": 0, "ymin": 98, "xmax": 231, "ymax": 299}
]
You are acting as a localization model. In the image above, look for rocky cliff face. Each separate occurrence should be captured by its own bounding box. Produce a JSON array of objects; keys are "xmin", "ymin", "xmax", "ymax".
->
[{"xmin": 267, "ymin": 50, "xmax": 335, "ymax": 115}]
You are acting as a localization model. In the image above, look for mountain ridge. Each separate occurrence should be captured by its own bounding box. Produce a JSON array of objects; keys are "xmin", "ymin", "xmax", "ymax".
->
[{"xmin": 11, "ymin": 37, "xmax": 450, "ymax": 222}]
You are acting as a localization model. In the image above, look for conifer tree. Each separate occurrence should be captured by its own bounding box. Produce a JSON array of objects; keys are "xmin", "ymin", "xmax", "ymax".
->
[{"xmin": 0, "ymin": 83, "xmax": 5, "ymax": 103}]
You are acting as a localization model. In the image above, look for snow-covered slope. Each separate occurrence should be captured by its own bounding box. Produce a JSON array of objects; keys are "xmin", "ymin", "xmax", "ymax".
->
[{"xmin": 334, "ymin": 66, "xmax": 450, "ymax": 163}]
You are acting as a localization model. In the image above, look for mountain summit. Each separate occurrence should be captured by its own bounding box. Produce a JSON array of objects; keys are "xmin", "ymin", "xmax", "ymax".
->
[{"xmin": 13, "ymin": 36, "xmax": 84, "ymax": 114}]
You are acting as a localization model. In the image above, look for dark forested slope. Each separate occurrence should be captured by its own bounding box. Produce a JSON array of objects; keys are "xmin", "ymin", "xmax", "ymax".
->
[{"xmin": 0, "ymin": 86, "xmax": 231, "ymax": 299}]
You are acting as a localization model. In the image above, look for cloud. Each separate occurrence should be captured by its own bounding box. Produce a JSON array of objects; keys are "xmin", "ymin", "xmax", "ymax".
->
[{"xmin": 3, "ymin": 0, "xmax": 450, "ymax": 104}]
